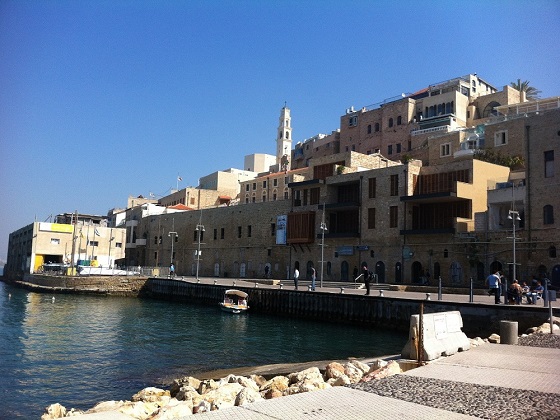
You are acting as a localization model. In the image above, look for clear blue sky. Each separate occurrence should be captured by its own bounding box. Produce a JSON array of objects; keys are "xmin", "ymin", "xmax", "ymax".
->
[{"xmin": 1, "ymin": 0, "xmax": 559, "ymax": 261}]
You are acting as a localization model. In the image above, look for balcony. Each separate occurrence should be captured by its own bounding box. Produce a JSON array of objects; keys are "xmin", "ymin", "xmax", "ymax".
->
[{"xmin": 411, "ymin": 125, "xmax": 451, "ymax": 136}]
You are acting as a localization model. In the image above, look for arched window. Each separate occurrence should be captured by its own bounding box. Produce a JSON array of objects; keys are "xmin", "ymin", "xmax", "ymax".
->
[
  {"xmin": 375, "ymin": 122, "xmax": 380, "ymax": 132},
  {"xmin": 367, "ymin": 124, "xmax": 372, "ymax": 134},
  {"xmin": 544, "ymin": 205, "xmax": 554, "ymax": 225},
  {"xmin": 397, "ymin": 116, "xmax": 402, "ymax": 125},
  {"xmin": 388, "ymin": 118, "xmax": 394, "ymax": 128}
]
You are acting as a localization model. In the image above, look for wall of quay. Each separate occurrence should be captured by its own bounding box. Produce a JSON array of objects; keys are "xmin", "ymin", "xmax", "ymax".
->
[{"xmin": 145, "ymin": 279, "xmax": 558, "ymax": 337}]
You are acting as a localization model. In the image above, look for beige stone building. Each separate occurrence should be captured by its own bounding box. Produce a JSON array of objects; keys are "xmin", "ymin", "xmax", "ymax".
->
[{"xmin": 5, "ymin": 213, "xmax": 126, "ymax": 276}]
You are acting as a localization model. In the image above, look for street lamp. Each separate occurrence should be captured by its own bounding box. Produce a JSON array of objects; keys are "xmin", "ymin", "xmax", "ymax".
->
[
  {"xmin": 507, "ymin": 209, "xmax": 521, "ymax": 303},
  {"xmin": 319, "ymin": 205, "xmax": 328, "ymax": 288},
  {"xmin": 168, "ymin": 218, "xmax": 178, "ymax": 267},
  {"xmin": 195, "ymin": 211, "xmax": 204, "ymax": 280}
]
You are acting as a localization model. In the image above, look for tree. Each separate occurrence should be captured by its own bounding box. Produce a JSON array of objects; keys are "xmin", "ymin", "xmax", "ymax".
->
[{"xmin": 510, "ymin": 79, "xmax": 542, "ymax": 100}]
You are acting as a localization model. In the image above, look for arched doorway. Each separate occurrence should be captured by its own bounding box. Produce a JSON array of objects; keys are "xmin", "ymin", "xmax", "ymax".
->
[
  {"xmin": 375, "ymin": 261, "xmax": 385, "ymax": 283},
  {"xmin": 411, "ymin": 261, "xmax": 423, "ymax": 283},
  {"xmin": 449, "ymin": 261, "xmax": 463, "ymax": 285},
  {"xmin": 341, "ymin": 261, "xmax": 349, "ymax": 281},
  {"xmin": 395, "ymin": 262, "xmax": 402, "ymax": 283},
  {"xmin": 551, "ymin": 265, "xmax": 560, "ymax": 289}
]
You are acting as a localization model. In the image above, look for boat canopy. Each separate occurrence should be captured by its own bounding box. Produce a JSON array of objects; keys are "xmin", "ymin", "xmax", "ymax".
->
[{"xmin": 224, "ymin": 289, "xmax": 248, "ymax": 298}]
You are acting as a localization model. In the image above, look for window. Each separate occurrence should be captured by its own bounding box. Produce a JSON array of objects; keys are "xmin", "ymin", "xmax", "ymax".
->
[
  {"xmin": 220, "ymin": 228, "xmax": 225, "ymax": 239},
  {"xmin": 367, "ymin": 124, "xmax": 372, "ymax": 134},
  {"xmin": 273, "ymin": 193, "xmax": 277, "ymax": 201},
  {"xmin": 543, "ymin": 205, "xmax": 554, "ymax": 225},
  {"xmin": 262, "ymin": 193, "xmax": 266, "ymax": 202},
  {"xmin": 389, "ymin": 118, "xmax": 394, "ymax": 128},
  {"xmin": 494, "ymin": 130, "xmax": 508, "ymax": 146},
  {"xmin": 271, "ymin": 223, "xmax": 276, "ymax": 236},
  {"xmin": 390, "ymin": 174, "xmax": 399, "ymax": 196},
  {"xmin": 349, "ymin": 116, "xmax": 358, "ymax": 127},
  {"xmin": 115, "ymin": 242, "xmax": 122, "ymax": 248},
  {"xmin": 310, "ymin": 187, "xmax": 320, "ymax": 205},
  {"xmin": 397, "ymin": 116, "xmax": 402, "ymax": 125},
  {"xmin": 549, "ymin": 246, "xmax": 557, "ymax": 258},
  {"xmin": 213, "ymin": 229, "xmax": 217, "ymax": 240},
  {"xmin": 154, "ymin": 236, "xmax": 158, "ymax": 244},
  {"xmin": 388, "ymin": 144, "xmax": 393, "ymax": 155},
  {"xmin": 238, "ymin": 226, "xmax": 242, "ymax": 238},
  {"xmin": 440, "ymin": 143, "xmax": 451, "ymax": 157},
  {"xmin": 50, "ymin": 238, "xmax": 60, "ymax": 245},
  {"xmin": 375, "ymin": 122, "xmax": 380, "ymax": 132},
  {"xmin": 284, "ymin": 190, "xmax": 289, "ymax": 199},
  {"xmin": 263, "ymin": 180, "xmax": 267, "ymax": 188},
  {"xmin": 273, "ymin": 179, "xmax": 278, "ymax": 187},
  {"xmin": 545, "ymin": 150, "xmax": 554, "ymax": 178},
  {"xmin": 368, "ymin": 208, "xmax": 376, "ymax": 229},
  {"xmin": 389, "ymin": 206, "xmax": 398, "ymax": 228},
  {"xmin": 368, "ymin": 177, "xmax": 376, "ymax": 198},
  {"xmin": 252, "ymin": 183, "xmax": 257, "ymax": 190},
  {"xmin": 247, "ymin": 225, "xmax": 252, "ymax": 237},
  {"xmin": 396, "ymin": 143, "xmax": 401, "ymax": 153},
  {"xmin": 444, "ymin": 249, "xmax": 449, "ymax": 258},
  {"xmin": 89, "ymin": 241, "xmax": 99, "ymax": 247}
]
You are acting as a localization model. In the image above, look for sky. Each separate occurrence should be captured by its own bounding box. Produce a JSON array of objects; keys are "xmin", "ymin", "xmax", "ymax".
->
[{"xmin": 0, "ymin": 0, "xmax": 559, "ymax": 262}]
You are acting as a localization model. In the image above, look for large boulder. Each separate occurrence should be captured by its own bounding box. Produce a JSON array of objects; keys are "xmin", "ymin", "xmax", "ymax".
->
[
  {"xmin": 132, "ymin": 387, "xmax": 171, "ymax": 404},
  {"xmin": 343, "ymin": 363, "xmax": 364, "ymax": 383},
  {"xmin": 198, "ymin": 379, "xmax": 219, "ymax": 394},
  {"xmin": 235, "ymin": 387, "xmax": 263, "ymax": 406},
  {"xmin": 202, "ymin": 382, "xmax": 245, "ymax": 410},
  {"xmin": 174, "ymin": 385, "xmax": 200, "ymax": 402},
  {"xmin": 151, "ymin": 398, "xmax": 194, "ymax": 419},
  {"xmin": 170, "ymin": 376, "xmax": 201, "ymax": 397},
  {"xmin": 86, "ymin": 400, "xmax": 126, "ymax": 413},
  {"xmin": 259, "ymin": 375, "xmax": 289, "ymax": 394},
  {"xmin": 118, "ymin": 400, "xmax": 160, "ymax": 419},
  {"xmin": 41, "ymin": 403, "xmax": 67, "ymax": 419},
  {"xmin": 328, "ymin": 375, "xmax": 351, "ymax": 387},
  {"xmin": 347, "ymin": 359, "xmax": 370, "ymax": 376},
  {"xmin": 249, "ymin": 374, "xmax": 267, "ymax": 388},
  {"xmin": 324, "ymin": 362, "xmax": 345, "ymax": 380},
  {"xmin": 360, "ymin": 360, "xmax": 402, "ymax": 382},
  {"xmin": 288, "ymin": 367, "xmax": 323, "ymax": 385}
]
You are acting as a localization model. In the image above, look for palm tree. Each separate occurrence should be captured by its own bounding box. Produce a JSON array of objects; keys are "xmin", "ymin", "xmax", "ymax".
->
[{"xmin": 510, "ymin": 79, "xmax": 542, "ymax": 100}]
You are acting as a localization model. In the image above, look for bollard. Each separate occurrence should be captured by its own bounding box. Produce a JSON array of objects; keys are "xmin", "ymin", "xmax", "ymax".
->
[
  {"xmin": 340, "ymin": 287, "xmax": 344, "ymax": 294},
  {"xmin": 469, "ymin": 277, "xmax": 474, "ymax": 303},
  {"xmin": 307, "ymin": 285, "xmax": 312, "ymax": 291},
  {"xmin": 379, "ymin": 290, "xmax": 384, "ymax": 297},
  {"xmin": 426, "ymin": 293, "xmax": 431, "ymax": 300},
  {"xmin": 438, "ymin": 276, "xmax": 442, "ymax": 301},
  {"xmin": 500, "ymin": 320, "xmax": 518, "ymax": 345},
  {"xmin": 255, "ymin": 283, "xmax": 259, "ymax": 288}
]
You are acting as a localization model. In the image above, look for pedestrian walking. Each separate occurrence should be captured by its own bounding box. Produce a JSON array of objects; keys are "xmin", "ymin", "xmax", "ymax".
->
[
  {"xmin": 486, "ymin": 270, "xmax": 501, "ymax": 304},
  {"xmin": 170, "ymin": 263, "xmax": 175, "ymax": 277},
  {"xmin": 310, "ymin": 267, "xmax": 316, "ymax": 291},
  {"xmin": 293, "ymin": 267, "xmax": 299, "ymax": 290},
  {"xmin": 362, "ymin": 263, "xmax": 370, "ymax": 295}
]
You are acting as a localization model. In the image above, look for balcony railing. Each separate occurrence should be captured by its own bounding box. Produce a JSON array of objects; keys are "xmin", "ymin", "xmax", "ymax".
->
[{"xmin": 411, "ymin": 125, "xmax": 451, "ymax": 136}]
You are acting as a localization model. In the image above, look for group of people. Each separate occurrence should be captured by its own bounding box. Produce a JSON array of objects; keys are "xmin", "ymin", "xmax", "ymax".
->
[
  {"xmin": 292, "ymin": 267, "xmax": 316, "ymax": 291},
  {"xmin": 487, "ymin": 270, "xmax": 546, "ymax": 305}
]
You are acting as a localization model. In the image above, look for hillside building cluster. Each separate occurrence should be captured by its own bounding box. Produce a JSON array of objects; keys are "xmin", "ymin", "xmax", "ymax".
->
[{"xmin": 5, "ymin": 74, "xmax": 560, "ymax": 288}]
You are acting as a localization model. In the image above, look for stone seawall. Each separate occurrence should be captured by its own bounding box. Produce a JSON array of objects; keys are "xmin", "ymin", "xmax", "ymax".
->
[
  {"xmin": 10, "ymin": 274, "xmax": 150, "ymax": 296},
  {"xmin": 145, "ymin": 278, "xmax": 558, "ymax": 337}
]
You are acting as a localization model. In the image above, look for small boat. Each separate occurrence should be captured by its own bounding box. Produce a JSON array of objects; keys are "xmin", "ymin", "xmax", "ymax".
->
[{"xmin": 219, "ymin": 289, "xmax": 249, "ymax": 314}]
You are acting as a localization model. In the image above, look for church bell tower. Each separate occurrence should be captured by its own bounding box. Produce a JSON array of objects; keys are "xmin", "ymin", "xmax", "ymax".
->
[{"xmin": 276, "ymin": 104, "xmax": 292, "ymax": 171}]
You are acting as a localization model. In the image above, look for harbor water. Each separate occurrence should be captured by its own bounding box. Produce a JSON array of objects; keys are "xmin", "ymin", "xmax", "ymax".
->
[{"xmin": 0, "ymin": 281, "xmax": 408, "ymax": 418}]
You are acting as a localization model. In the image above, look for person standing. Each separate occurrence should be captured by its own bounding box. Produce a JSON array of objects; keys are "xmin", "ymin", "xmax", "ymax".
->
[
  {"xmin": 170, "ymin": 263, "xmax": 175, "ymax": 277},
  {"xmin": 310, "ymin": 267, "xmax": 316, "ymax": 291},
  {"xmin": 362, "ymin": 263, "xmax": 370, "ymax": 295},
  {"xmin": 486, "ymin": 270, "xmax": 501, "ymax": 304},
  {"xmin": 293, "ymin": 267, "xmax": 299, "ymax": 290}
]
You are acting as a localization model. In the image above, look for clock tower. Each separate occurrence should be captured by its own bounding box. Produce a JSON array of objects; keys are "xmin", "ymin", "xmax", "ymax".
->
[{"xmin": 276, "ymin": 104, "xmax": 292, "ymax": 171}]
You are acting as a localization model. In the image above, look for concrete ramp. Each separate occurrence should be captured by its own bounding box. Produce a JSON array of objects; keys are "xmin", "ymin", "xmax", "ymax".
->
[{"xmin": 402, "ymin": 310, "xmax": 470, "ymax": 361}]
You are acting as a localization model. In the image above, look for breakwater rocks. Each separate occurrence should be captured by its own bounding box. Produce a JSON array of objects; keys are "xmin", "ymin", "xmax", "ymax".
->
[{"xmin": 42, "ymin": 357, "xmax": 406, "ymax": 419}]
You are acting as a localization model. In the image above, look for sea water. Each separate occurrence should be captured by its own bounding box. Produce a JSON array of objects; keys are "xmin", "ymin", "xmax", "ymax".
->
[{"xmin": 0, "ymin": 281, "xmax": 407, "ymax": 418}]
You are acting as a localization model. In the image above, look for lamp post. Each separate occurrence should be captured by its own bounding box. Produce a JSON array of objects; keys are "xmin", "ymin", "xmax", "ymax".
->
[
  {"xmin": 319, "ymin": 205, "xmax": 328, "ymax": 288},
  {"xmin": 507, "ymin": 209, "xmax": 521, "ymax": 303},
  {"xmin": 168, "ymin": 218, "xmax": 177, "ymax": 267},
  {"xmin": 195, "ymin": 211, "xmax": 204, "ymax": 280}
]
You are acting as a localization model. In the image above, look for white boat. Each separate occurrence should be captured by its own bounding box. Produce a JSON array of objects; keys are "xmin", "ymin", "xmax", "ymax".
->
[{"xmin": 219, "ymin": 289, "xmax": 249, "ymax": 314}]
